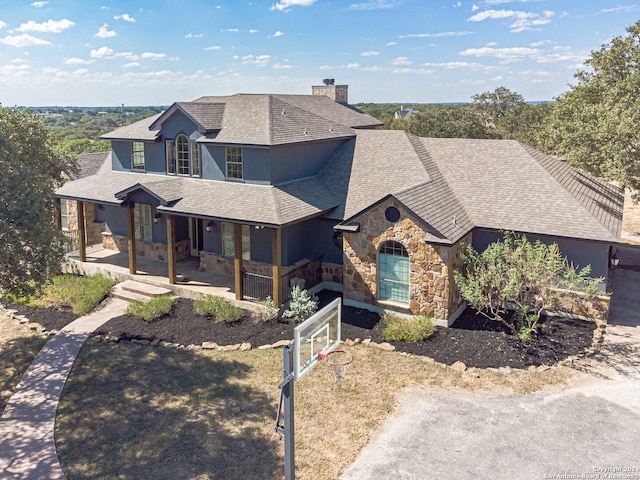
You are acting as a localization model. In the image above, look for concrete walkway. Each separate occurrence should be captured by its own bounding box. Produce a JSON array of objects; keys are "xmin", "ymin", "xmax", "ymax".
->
[{"xmin": 0, "ymin": 297, "xmax": 128, "ymax": 480}]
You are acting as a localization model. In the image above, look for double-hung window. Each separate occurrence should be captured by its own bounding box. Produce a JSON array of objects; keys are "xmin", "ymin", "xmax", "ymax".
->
[
  {"xmin": 177, "ymin": 134, "xmax": 190, "ymax": 175},
  {"xmin": 226, "ymin": 147, "xmax": 243, "ymax": 180},
  {"xmin": 166, "ymin": 140, "xmax": 175, "ymax": 174},
  {"xmin": 221, "ymin": 223, "xmax": 250, "ymax": 260},
  {"xmin": 191, "ymin": 142, "xmax": 200, "ymax": 177},
  {"xmin": 132, "ymin": 142, "xmax": 145, "ymax": 170},
  {"xmin": 134, "ymin": 203, "xmax": 152, "ymax": 242},
  {"xmin": 60, "ymin": 199, "xmax": 69, "ymax": 230}
]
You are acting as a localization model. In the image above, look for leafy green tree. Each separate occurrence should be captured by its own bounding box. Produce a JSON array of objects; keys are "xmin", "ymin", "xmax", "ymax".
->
[
  {"xmin": 391, "ymin": 104, "xmax": 497, "ymax": 139},
  {"xmin": 454, "ymin": 232, "xmax": 603, "ymax": 340},
  {"xmin": 0, "ymin": 106, "xmax": 77, "ymax": 296},
  {"xmin": 540, "ymin": 21, "xmax": 640, "ymax": 197},
  {"xmin": 471, "ymin": 86, "xmax": 526, "ymax": 125},
  {"xmin": 496, "ymin": 102, "xmax": 554, "ymax": 149}
]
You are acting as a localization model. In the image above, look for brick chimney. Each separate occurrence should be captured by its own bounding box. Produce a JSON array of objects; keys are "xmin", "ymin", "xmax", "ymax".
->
[{"xmin": 312, "ymin": 79, "xmax": 349, "ymax": 104}]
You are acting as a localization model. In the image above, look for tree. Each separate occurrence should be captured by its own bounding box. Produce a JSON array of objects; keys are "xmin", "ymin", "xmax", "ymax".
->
[
  {"xmin": 0, "ymin": 106, "xmax": 77, "ymax": 296},
  {"xmin": 496, "ymin": 102, "xmax": 554, "ymax": 149},
  {"xmin": 391, "ymin": 104, "xmax": 498, "ymax": 139},
  {"xmin": 540, "ymin": 21, "xmax": 640, "ymax": 198},
  {"xmin": 471, "ymin": 86, "xmax": 525, "ymax": 125},
  {"xmin": 453, "ymin": 232, "xmax": 603, "ymax": 340}
]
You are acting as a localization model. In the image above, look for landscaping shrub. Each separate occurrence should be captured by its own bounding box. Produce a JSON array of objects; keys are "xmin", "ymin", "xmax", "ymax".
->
[
  {"xmin": 8, "ymin": 274, "xmax": 115, "ymax": 316},
  {"xmin": 382, "ymin": 312, "xmax": 435, "ymax": 343},
  {"xmin": 125, "ymin": 295, "xmax": 176, "ymax": 322},
  {"xmin": 194, "ymin": 295, "xmax": 243, "ymax": 323},
  {"xmin": 255, "ymin": 296, "xmax": 279, "ymax": 322},
  {"xmin": 283, "ymin": 286, "xmax": 319, "ymax": 322}
]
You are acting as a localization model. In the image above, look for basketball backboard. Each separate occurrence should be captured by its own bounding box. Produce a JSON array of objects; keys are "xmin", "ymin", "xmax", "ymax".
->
[{"xmin": 293, "ymin": 297, "xmax": 341, "ymax": 381}]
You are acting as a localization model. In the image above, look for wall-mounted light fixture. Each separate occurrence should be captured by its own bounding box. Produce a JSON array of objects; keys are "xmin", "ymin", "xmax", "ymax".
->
[
  {"xmin": 205, "ymin": 221, "xmax": 213, "ymax": 233},
  {"xmin": 610, "ymin": 253, "xmax": 620, "ymax": 268},
  {"xmin": 153, "ymin": 213, "xmax": 161, "ymax": 224}
]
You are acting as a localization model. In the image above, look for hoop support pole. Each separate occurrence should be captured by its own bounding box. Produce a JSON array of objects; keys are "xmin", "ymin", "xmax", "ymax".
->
[{"xmin": 274, "ymin": 344, "xmax": 296, "ymax": 480}]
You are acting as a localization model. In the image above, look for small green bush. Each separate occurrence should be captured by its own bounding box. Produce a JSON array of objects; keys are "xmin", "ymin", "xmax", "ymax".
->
[
  {"xmin": 10, "ymin": 274, "xmax": 115, "ymax": 316},
  {"xmin": 194, "ymin": 295, "xmax": 243, "ymax": 323},
  {"xmin": 255, "ymin": 296, "xmax": 279, "ymax": 322},
  {"xmin": 126, "ymin": 295, "xmax": 176, "ymax": 322},
  {"xmin": 382, "ymin": 313, "xmax": 435, "ymax": 343},
  {"xmin": 283, "ymin": 286, "xmax": 319, "ymax": 322}
]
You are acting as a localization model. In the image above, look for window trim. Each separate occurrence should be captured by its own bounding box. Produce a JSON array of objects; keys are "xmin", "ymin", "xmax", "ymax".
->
[
  {"xmin": 134, "ymin": 203, "xmax": 152, "ymax": 242},
  {"xmin": 191, "ymin": 141, "xmax": 200, "ymax": 177},
  {"xmin": 176, "ymin": 134, "xmax": 190, "ymax": 176},
  {"xmin": 221, "ymin": 222, "xmax": 250, "ymax": 260},
  {"xmin": 378, "ymin": 240, "xmax": 410, "ymax": 304},
  {"xmin": 132, "ymin": 141, "xmax": 145, "ymax": 171},
  {"xmin": 225, "ymin": 146, "xmax": 243, "ymax": 181},
  {"xmin": 60, "ymin": 199, "xmax": 69, "ymax": 231},
  {"xmin": 166, "ymin": 139, "xmax": 175, "ymax": 174}
]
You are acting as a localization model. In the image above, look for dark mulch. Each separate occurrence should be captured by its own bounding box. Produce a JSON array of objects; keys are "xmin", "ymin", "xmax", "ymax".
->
[
  {"xmin": 6, "ymin": 303, "xmax": 79, "ymax": 331},
  {"xmin": 90, "ymin": 291, "xmax": 596, "ymax": 369}
]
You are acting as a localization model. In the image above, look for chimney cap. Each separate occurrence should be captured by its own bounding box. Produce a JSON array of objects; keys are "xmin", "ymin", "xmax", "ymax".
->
[{"xmin": 322, "ymin": 78, "xmax": 335, "ymax": 86}]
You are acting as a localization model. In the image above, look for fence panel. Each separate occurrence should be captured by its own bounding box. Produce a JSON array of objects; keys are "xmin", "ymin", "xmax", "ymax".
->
[{"xmin": 242, "ymin": 272, "xmax": 273, "ymax": 302}]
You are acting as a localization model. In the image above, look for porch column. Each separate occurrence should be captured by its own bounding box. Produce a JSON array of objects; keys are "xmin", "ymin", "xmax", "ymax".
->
[
  {"xmin": 234, "ymin": 223, "xmax": 243, "ymax": 300},
  {"xmin": 127, "ymin": 204, "xmax": 137, "ymax": 274},
  {"xmin": 77, "ymin": 201, "xmax": 86, "ymax": 262},
  {"xmin": 54, "ymin": 198, "xmax": 62, "ymax": 230},
  {"xmin": 272, "ymin": 227, "xmax": 282, "ymax": 307},
  {"xmin": 167, "ymin": 214, "xmax": 176, "ymax": 284}
]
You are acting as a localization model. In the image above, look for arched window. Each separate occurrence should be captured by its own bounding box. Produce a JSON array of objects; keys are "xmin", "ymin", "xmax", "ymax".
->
[
  {"xmin": 378, "ymin": 241, "xmax": 409, "ymax": 303},
  {"xmin": 176, "ymin": 134, "xmax": 190, "ymax": 175}
]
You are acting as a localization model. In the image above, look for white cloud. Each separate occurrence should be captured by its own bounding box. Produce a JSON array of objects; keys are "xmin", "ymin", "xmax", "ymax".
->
[
  {"xmin": 17, "ymin": 19, "xmax": 75, "ymax": 33},
  {"xmin": 114, "ymin": 14, "xmax": 136, "ymax": 22},
  {"xmin": 467, "ymin": 9, "xmax": 554, "ymax": 33},
  {"xmin": 273, "ymin": 62, "xmax": 294, "ymax": 69},
  {"xmin": 347, "ymin": 0, "xmax": 397, "ymax": 11},
  {"xmin": 90, "ymin": 46, "xmax": 114, "ymax": 58},
  {"xmin": 423, "ymin": 61, "xmax": 487, "ymax": 69},
  {"xmin": 64, "ymin": 57, "xmax": 93, "ymax": 65},
  {"xmin": 249, "ymin": 29, "xmax": 259, "ymax": 33},
  {"xmin": 242, "ymin": 54, "xmax": 271, "ymax": 66},
  {"xmin": 71, "ymin": 68, "xmax": 89, "ymax": 75},
  {"xmin": 0, "ymin": 64, "xmax": 30, "ymax": 75},
  {"xmin": 346, "ymin": 63, "xmax": 361, "ymax": 69},
  {"xmin": 386, "ymin": 41, "xmax": 396, "ymax": 46},
  {"xmin": 391, "ymin": 56, "xmax": 412, "ymax": 65},
  {"xmin": 399, "ymin": 31, "xmax": 473, "ymax": 38},
  {"xmin": 141, "ymin": 52, "xmax": 167, "ymax": 60},
  {"xmin": 454, "ymin": 1, "xmax": 462, "ymax": 7},
  {"xmin": 185, "ymin": 33, "xmax": 203, "ymax": 38},
  {"xmin": 31, "ymin": 1, "xmax": 48, "ymax": 7},
  {"xmin": 472, "ymin": 4, "xmax": 479, "ymax": 11},
  {"xmin": 361, "ymin": 51, "xmax": 379, "ymax": 56},
  {"xmin": 0, "ymin": 21, "xmax": 7, "ymax": 29},
  {"xmin": 392, "ymin": 67, "xmax": 434, "ymax": 75},
  {"xmin": 95, "ymin": 23, "xmax": 117, "ymax": 38},
  {"xmin": 319, "ymin": 65, "xmax": 334, "ymax": 70},
  {"xmin": 123, "ymin": 62, "xmax": 141, "ymax": 68},
  {"xmin": 270, "ymin": 0, "xmax": 316, "ymax": 12},
  {"xmin": 0, "ymin": 34, "xmax": 51, "ymax": 47},
  {"xmin": 222, "ymin": 28, "xmax": 239, "ymax": 32},
  {"xmin": 204, "ymin": 45, "xmax": 222, "ymax": 51},
  {"xmin": 273, "ymin": 30, "xmax": 284, "ymax": 37},
  {"xmin": 459, "ymin": 45, "xmax": 539, "ymax": 62}
]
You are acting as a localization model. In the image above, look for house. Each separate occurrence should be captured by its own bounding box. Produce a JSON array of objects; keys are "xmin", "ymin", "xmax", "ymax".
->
[
  {"xmin": 394, "ymin": 106, "xmax": 418, "ymax": 121},
  {"xmin": 55, "ymin": 82, "xmax": 624, "ymax": 325}
]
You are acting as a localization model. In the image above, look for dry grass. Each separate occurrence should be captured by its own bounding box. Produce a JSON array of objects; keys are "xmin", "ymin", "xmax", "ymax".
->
[
  {"xmin": 623, "ymin": 189, "xmax": 640, "ymax": 236},
  {"xmin": 0, "ymin": 313, "xmax": 47, "ymax": 413},
  {"xmin": 55, "ymin": 340, "xmax": 574, "ymax": 480}
]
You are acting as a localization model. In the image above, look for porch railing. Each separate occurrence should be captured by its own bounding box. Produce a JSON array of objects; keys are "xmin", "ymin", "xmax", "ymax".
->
[
  {"xmin": 62, "ymin": 223, "xmax": 105, "ymax": 253},
  {"xmin": 242, "ymin": 272, "xmax": 273, "ymax": 302},
  {"xmin": 241, "ymin": 256, "xmax": 324, "ymax": 304}
]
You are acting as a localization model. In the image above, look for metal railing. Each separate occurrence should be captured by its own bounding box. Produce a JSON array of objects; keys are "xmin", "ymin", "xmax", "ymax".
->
[
  {"xmin": 241, "ymin": 256, "xmax": 323, "ymax": 304},
  {"xmin": 62, "ymin": 223, "xmax": 105, "ymax": 253},
  {"xmin": 280, "ymin": 256, "xmax": 323, "ymax": 302},
  {"xmin": 242, "ymin": 272, "xmax": 273, "ymax": 302}
]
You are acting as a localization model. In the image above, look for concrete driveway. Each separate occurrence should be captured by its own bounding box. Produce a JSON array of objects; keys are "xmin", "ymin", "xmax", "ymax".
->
[{"xmin": 341, "ymin": 252, "xmax": 640, "ymax": 480}]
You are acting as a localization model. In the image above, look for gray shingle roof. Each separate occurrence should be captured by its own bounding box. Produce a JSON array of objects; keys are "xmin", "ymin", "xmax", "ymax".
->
[
  {"xmin": 150, "ymin": 102, "xmax": 225, "ymax": 133},
  {"xmin": 72, "ymin": 151, "xmax": 111, "ymax": 180},
  {"xmin": 55, "ymin": 171, "xmax": 337, "ymax": 226},
  {"xmin": 100, "ymin": 113, "xmax": 162, "ymax": 141}
]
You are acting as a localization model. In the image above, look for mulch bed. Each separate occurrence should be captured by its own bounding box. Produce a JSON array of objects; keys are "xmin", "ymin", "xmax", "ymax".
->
[
  {"xmin": 6, "ymin": 303, "xmax": 79, "ymax": 331},
  {"xmin": 7, "ymin": 291, "xmax": 597, "ymax": 369}
]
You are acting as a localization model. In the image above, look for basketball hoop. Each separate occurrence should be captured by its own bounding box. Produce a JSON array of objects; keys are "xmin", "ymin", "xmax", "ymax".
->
[{"xmin": 320, "ymin": 349, "xmax": 354, "ymax": 382}]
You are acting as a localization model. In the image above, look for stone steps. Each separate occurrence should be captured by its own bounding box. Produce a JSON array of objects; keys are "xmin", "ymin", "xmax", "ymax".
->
[{"xmin": 112, "ymin": 280, "xmax": 172, "ymax": 302}]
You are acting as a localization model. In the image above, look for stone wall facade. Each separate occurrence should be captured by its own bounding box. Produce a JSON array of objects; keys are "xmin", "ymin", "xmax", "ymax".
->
[
  {"xmin": 102, "ymin": 232, "xmax": 191, "ymax": 262},
  {"xmin": 199, "ymin": 251, "xmax": 321, "ymax": 278},
  {"xmin": 64, "ymin": 200, "xmax": 96, "ymax": 233},
  {"xmin": 342, "ymin": 199, "xmax": 469, "ymax": 322},
  {"xmin": 321, "ymin": 262, "xmax": 343, "ymax": 284}
]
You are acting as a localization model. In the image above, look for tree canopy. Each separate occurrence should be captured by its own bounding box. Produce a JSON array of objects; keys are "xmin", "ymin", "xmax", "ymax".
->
[
  {"xmin": 0, "ymin": 106, "xmax": 77, "ymax": 296},
  {"xmin": 471, "ymin": 86, "xmax": 525, "ymax": 123},
  {"xmin": 541, "ymin": 20, "xmax": 640, "ymax": 196}
]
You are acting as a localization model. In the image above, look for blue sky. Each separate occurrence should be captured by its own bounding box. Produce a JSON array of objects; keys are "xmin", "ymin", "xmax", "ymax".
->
[{"xmin": 0, "ymin": 0, "xmax": 638, "ymax": 106}]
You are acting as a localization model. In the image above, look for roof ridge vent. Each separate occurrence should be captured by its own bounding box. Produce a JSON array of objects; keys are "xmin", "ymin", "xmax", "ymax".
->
[{"xmin": 282, "ymin": 107, "xmax": 286, "ymax": 116}]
